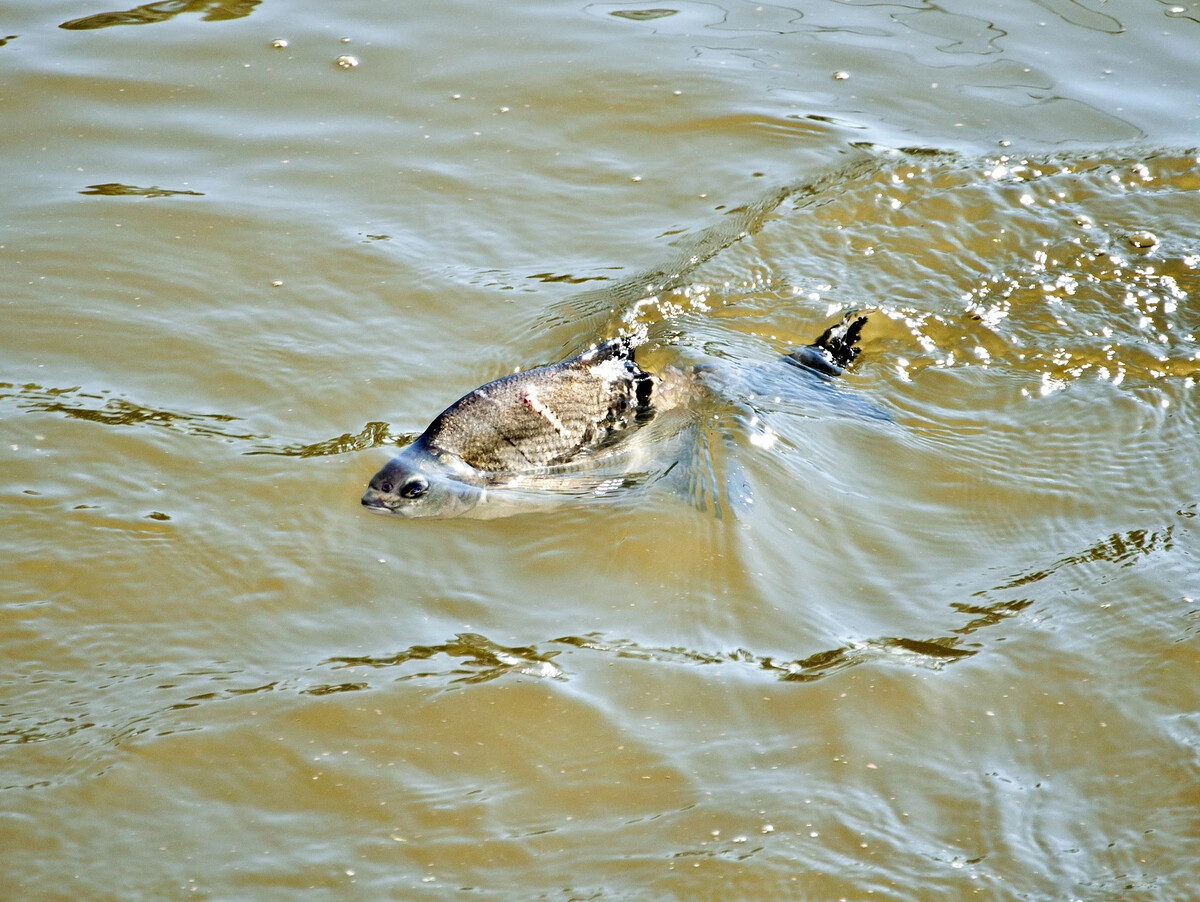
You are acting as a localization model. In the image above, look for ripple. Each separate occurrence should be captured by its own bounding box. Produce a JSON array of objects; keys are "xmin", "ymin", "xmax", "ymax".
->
[
  {"xmin": 2, "ymin": 383, "xmax": 262, "ymax": 443},
  {"xmin": 60, "ymin": 0, "xmax": 261, "ymax": 31},
  {"xmin": 78, "ymin": 182, "xmax": 203, "ymax": 198}
]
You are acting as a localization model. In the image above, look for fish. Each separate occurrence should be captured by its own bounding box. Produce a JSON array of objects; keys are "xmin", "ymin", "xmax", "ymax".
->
[{"xmin": 361, "ymin": 315, "xmax": 868, "ymax": 519}]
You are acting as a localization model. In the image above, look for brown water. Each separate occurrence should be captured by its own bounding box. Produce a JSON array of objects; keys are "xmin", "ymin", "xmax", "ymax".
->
[{"xmin": 4, "ymin": 0, "xmax": 1200, "ymax": 898}]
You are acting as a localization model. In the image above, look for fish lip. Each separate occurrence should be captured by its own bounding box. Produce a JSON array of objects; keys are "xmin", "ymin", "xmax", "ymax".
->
[
  {"xmin": 363, "ymin": 505, "xmax": 399, "ymax": 516},
  {"xmin": 361, "ymin": 492, "xmax": 400, "ymax": 514}
]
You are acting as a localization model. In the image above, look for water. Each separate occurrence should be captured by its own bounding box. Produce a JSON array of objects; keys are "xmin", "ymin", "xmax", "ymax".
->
[{"xmin": 4, "ymin": 0, "xmax": 1200, "ymax": 898}]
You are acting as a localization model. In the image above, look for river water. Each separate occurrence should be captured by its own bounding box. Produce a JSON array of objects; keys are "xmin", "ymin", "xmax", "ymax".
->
[{"xmin": 4, "ymin": 0, "xmax": 1200, "ymax": 898}]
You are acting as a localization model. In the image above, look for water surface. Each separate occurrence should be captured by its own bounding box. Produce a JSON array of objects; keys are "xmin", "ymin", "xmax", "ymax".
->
[{"xmin": 3, "ymin": 0, "xmax": 1200, "ymax": 898}]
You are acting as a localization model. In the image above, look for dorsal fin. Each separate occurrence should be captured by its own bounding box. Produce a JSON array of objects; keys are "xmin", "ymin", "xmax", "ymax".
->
[{"xmin": 579, "ymin": 335, "xmax": 637, "ymax": 366}]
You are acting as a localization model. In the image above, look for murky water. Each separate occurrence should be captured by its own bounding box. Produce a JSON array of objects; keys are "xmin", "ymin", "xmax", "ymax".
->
[{"xmin": 4, "ymin": 0, "xmax": 1200, "ymax": 898}]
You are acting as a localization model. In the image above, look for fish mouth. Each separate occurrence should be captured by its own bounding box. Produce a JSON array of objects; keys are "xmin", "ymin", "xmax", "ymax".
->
[{"xmin": 361, "ymin": 491, "xmax": 401, "ymax": 514}]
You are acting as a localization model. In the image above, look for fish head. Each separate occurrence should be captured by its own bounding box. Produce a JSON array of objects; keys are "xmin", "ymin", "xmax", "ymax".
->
[{"xmin": 361, "ymin": 440, "xmax": 486, "ymax": 519}]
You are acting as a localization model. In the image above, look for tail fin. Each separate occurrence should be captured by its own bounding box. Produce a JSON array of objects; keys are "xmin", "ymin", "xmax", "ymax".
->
[{"xmin": 784, "ymin": 314, "xmax": 868, "ymax": 377}]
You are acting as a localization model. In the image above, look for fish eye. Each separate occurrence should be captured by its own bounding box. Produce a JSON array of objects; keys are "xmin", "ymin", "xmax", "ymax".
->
[{"xmin": 399, "ymin": 476, "xmax": 429, "ymax": 499}]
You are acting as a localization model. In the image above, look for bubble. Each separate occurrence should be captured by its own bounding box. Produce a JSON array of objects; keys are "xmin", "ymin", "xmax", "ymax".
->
[
  {"xmin": 335, "ymin": 55, "xmax": 359, "ymax": 69},
  {"xmin": 269, "ymin": 38, "xmax": 288, "ymax": 49},
  {"xmin": 833, "ymin": 71, "xmax": 850, "ymax": 80}
]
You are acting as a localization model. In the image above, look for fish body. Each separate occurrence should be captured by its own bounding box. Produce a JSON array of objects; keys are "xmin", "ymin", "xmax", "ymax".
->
[
  {"xmin": 361, "ymin": 338, "xmax": 683, "ymax": 518},
  {"xmin": 419, "ymin": 337, "xmax": 657, "ymax": 471}
]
